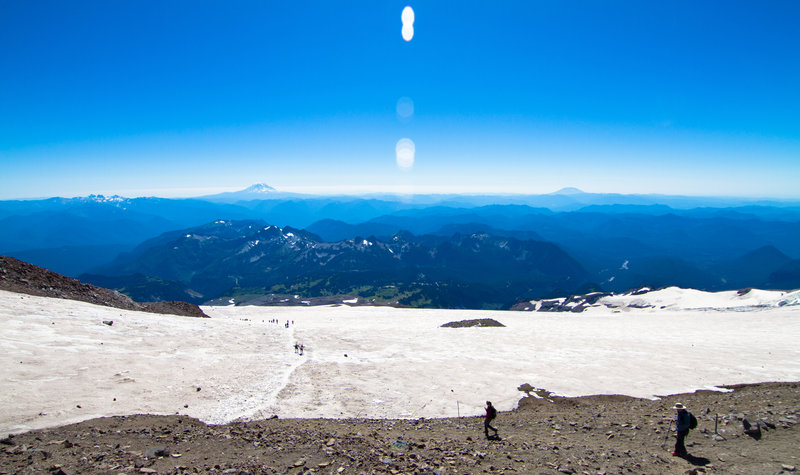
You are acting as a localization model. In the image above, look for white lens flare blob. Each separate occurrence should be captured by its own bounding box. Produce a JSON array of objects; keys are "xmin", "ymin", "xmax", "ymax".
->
[
  {"xmin": 402, "ymin": 25, "xmax": 414, "ymax": 42},
  {"xmin": 395, "ymin": 138, "xmax": 416, "ymax": 169},
  {"xmin": 396, "ymin": 96, "xmax": 414, "ymax": 122},
  {"xmin": 401, "ymin": 6, "xmax": 415, "ymax": 24},
  {"xmin": 401, "ymin": 6, "xmax": 415, "ymax": 41}
]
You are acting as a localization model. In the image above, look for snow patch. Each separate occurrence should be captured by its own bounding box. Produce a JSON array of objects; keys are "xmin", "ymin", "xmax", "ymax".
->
[{"xmin": 1, "ymin": 289, "xmax": 799, "ymax": 434}]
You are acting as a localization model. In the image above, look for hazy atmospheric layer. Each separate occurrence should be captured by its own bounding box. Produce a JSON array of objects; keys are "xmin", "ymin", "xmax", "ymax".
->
[{"xmin": 1, "ymin": 289, "xmax": 799, "ymax": 435}]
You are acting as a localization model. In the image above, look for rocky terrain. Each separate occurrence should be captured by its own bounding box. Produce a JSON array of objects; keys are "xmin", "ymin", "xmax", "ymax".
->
[
  {"xmin": 440, "ymin": 318, "xmax": 505, "ymax": 328},
  {"xmin": 1, "ymin": 382, "xmax": 797, "ymax": 474},
  {"xmin": 511, "ymin": 287, "xmax": 800, "ymax": 313},
  {"xmin": 204, "ymin": 293, "xmax": 407, "ymax": 308},
  {"xmin": 0, "ymin": 256, "xmax": 207, "ymax": 318}
]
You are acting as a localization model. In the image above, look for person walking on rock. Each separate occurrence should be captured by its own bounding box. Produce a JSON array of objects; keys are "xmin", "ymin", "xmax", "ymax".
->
[
  {"xmin": 483, "ymin": 401, "xmax": 498, "ymax": 439},
  {"xmin": 672, "ymin": 402, "xmax": 691, "ymax": 456}
]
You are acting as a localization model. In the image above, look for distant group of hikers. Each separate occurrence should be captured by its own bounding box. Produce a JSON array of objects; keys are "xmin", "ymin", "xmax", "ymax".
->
[
  {"xmin": 267, "ymin": 319, "xmax": 294, "ymax": 328},
  {"xmin": 293, "ymin": 342, "xmax": 305, "ymax": 355},
  {"xmin": 482, "ymin": 400, "xmax": 697, "ymax": 457}
]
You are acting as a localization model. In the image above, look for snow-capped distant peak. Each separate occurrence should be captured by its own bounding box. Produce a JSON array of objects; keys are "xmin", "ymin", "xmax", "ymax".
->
[
  {"xmin": 84, "ymin": 194, "xmax": 128, "ymax": 203},
  {"xmin": 243, "ymin": 183, "xmax": 276, "ymax": 193},
  {"xmin": 551, "ymin": 187, "xmax": 585, "ymax": 195}
]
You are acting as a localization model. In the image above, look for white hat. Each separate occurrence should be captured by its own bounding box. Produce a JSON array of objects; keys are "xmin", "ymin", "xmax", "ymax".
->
[{"xmin": 672, "ymin": 402, "xmax": 686, "ymax": 410}]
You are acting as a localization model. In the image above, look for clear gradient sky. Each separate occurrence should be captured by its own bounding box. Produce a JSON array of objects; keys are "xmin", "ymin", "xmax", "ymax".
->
[{"xmin": 1, "ymin": 1, "xmax": 799, "ymax": 199}]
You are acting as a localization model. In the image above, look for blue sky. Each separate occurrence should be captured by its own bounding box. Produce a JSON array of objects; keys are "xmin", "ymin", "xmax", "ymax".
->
[{"xmin": 1, "ymin": 1, "xmax": 799, "ymax": 199}]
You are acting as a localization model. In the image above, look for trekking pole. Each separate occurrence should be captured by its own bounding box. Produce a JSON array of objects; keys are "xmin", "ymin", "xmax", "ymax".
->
[
  {"xmin": 456, "ymin": 400, "xmax": 460, "ymax": 418},
  {"xmin": 661, "ymin": 420, "xmax": 673, "ymax": 448},
  {"xmin": 417, "ymin": 399, "xmax": 432, "ymax": 415}
]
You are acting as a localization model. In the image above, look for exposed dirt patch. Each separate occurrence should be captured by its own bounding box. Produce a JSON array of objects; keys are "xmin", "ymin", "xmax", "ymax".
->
[{"xmin": 1, "ymin": 382, "xmax": 797, "ymax": 474}]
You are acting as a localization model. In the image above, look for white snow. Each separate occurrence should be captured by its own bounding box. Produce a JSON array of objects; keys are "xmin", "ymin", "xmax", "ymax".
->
[{"xmin": 1, "ymin": 288, "xmax": 799, "ymax": 435}]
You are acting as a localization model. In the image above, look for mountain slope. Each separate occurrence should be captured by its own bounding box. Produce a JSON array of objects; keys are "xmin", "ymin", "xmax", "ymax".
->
[{"xmin": 0, "ymin": 256, "xmax": 207, "ymax": 317}]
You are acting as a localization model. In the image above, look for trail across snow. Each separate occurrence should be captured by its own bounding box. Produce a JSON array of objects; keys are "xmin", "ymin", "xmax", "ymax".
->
[{"xmin": 1, "ymin": 289, "xmax": 799, "ymax": 434}]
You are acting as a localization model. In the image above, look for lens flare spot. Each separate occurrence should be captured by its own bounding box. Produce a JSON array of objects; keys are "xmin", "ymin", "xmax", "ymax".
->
[
  {"xmin": 401, "ymin": 6, "xmax": 415, "ymax": 41},
  {"xmin": 395, "ymin": 138, "xmax": 415, "ymax": 169},
  {"xmin": 402, "ymin": 26, "xmax": 414, "ymax": 42},
  {"xmin": 401, "ymin": 6, "xmax": 415, "ymax": 24},
  {"xmin": 396, "ymin": 97, "xmax": 414, "ymax": 122}
]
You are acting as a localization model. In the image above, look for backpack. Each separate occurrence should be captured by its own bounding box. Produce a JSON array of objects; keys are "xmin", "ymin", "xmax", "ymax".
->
[
  {"xmin": 488, "ymin": 405, "xmax": 497, "ymax": 419},
  {"xmin": 688, "ymin": 412, "xmax": 698, "ymax": 430}
]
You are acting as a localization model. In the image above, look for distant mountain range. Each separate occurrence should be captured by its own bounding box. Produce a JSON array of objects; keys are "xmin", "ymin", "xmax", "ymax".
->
[
  {"xmin": 2, "ymin": 184, "xmax": 799, "ymax": 308},
  {"xmin": 81, "ymin": 220, "xmax": 590, "ymax": 309}
]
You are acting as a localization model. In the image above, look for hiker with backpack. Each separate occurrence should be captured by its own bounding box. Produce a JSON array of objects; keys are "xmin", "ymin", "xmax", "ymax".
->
[
  {"xmin": 483, "ymin": 401, "xmax": 498, "ymax": 439},
  {"xmin": 672, "ymin": 402, "xmax": 696, "ymax": 456}
]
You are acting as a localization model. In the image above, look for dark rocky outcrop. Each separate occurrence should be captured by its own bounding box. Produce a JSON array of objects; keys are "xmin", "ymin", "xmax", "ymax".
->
[
  {"xmin": 511, "ymin": 292, "xmax": 612, "ymax": 312},
  {"xmin": 0, "ymin": 256, "xmax": 208, "ymax": 318},
  {"xmin": 440, "ymin": 318, "xmax": 505, "ymax": 328}
]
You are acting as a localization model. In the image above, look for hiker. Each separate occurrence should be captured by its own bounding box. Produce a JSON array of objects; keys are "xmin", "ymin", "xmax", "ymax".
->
[
  {"xmin": 672, "ymin": 402, "xmax": 691, "ymax": 456},
  {"xmin": 483, "ymin": 401, "xmax": 498, "ymax": 438},
  {"xmin": 294, "ymin": 343, "xmax": 299, "ymax": 354},
  {"xmin": 299, "ymin": 344, "xmax": 304, "ymax": 355}
]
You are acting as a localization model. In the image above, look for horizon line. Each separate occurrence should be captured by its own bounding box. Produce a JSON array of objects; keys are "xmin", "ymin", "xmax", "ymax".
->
[{"xmin": 3, "ymin": 184, "xmax": 800, "ymax": 203}]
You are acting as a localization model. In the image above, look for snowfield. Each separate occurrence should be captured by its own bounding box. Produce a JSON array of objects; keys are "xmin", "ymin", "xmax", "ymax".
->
[{"xmin": 1, "ymin": 288, "xmax": 799, "ymax": 434}]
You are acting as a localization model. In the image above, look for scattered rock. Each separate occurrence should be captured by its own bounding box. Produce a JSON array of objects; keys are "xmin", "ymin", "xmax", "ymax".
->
[
  {"xmin": 742, "ymin": 418, "xmax": 761, "ymax": 438},
  {"xmin": 144, "ymin": 446, "xmax": 170, "ymax": 458},
  {"xmin": 391, "ymin": 440, "xmax": 410, "ymax": 450}
]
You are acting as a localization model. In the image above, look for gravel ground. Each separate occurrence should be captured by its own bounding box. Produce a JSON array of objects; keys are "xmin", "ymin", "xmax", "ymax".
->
[{"xmin": 2, "ymin": 382, "xmax": 798, "ymax": 475}]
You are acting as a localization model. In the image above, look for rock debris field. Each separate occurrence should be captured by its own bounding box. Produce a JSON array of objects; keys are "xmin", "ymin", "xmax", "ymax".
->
[{"xmin": 1, "ymin": 289, "xmax": 799, "ymax": 473}]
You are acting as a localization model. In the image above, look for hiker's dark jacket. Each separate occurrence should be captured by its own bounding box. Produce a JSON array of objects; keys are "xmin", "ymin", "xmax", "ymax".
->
[{"xmin": 675, "ymin": 410, "xmax": 690, "ymax": 431}]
